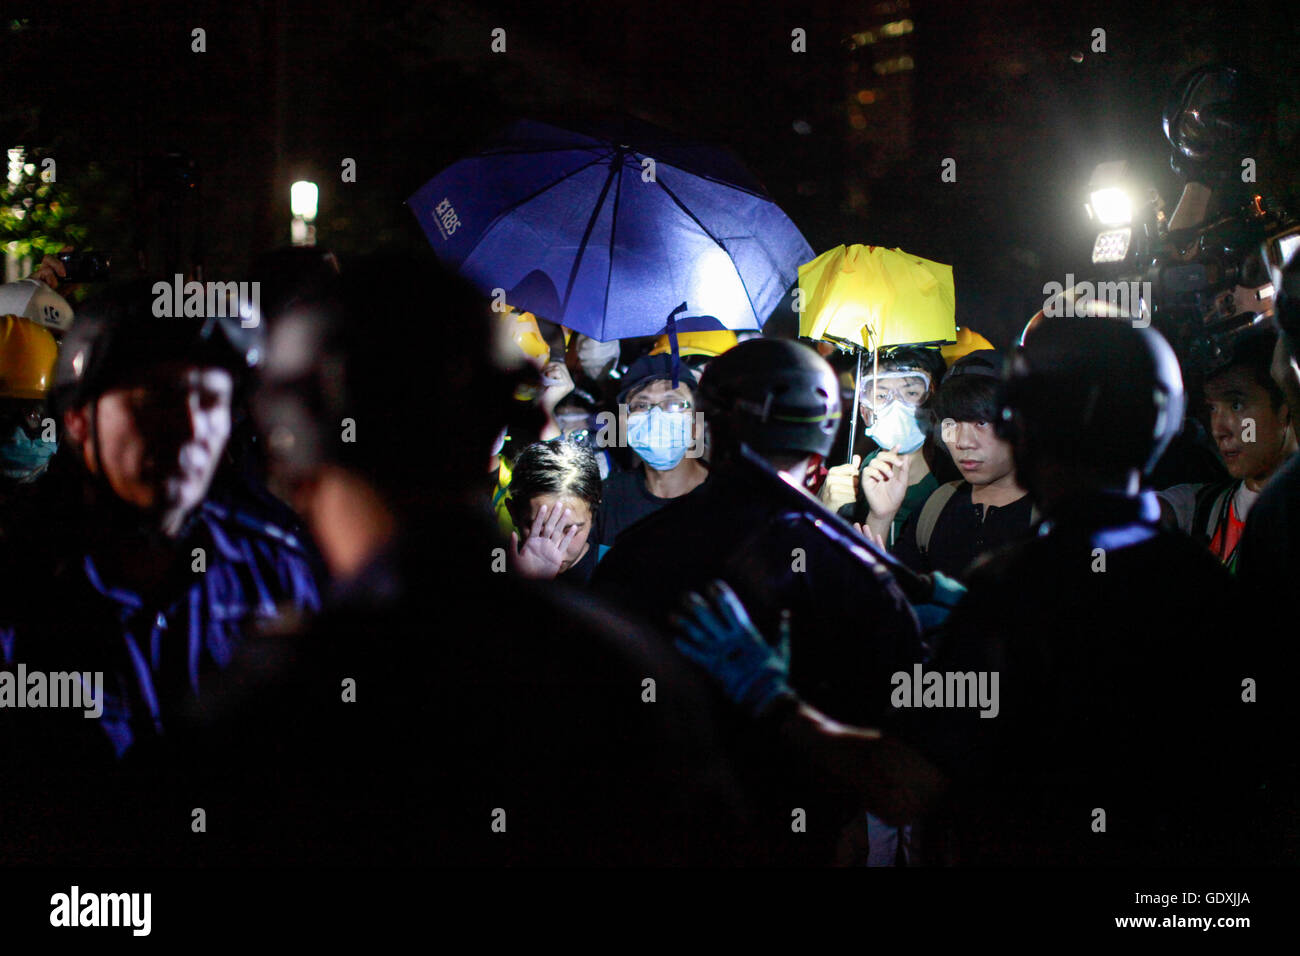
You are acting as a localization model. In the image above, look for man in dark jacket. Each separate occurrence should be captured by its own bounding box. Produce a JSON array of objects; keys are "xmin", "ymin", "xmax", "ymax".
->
[
  {"xmin": 675, "ymin": 318, "xmax": 1266, "ymax": 866},
  {"xmin": 125, "ymin": 260, "xmax": 751, "ymax": 866},
  {"xmin": 594, "ymin": 338, "xmax": 926, "ymax": 862},
  {"xmin": 0, "ymin": 283, "xmax": 322, "ymax": 862}
]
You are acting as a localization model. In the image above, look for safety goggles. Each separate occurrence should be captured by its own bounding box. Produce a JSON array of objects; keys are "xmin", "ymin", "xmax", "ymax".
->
[{"xmin": 857, "ymin": 369, "xmax": 932, "ymax": 414}]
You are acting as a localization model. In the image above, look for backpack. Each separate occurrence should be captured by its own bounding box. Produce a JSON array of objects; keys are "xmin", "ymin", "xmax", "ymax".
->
[{"xmin": 1191, "ymin": 479, "xmax": 1237, "ymax": 546}]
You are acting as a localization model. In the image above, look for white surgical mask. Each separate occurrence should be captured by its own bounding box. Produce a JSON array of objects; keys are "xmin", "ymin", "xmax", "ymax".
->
[{"xmin": 865, "ymin": 402, "xmax": 926, "ymax": 454}]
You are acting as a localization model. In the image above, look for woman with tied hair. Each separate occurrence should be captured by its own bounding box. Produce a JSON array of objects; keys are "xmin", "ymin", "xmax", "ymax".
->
[{"xmin": 506, "ymin": 438, "xmax": 603, "ymax": 584}]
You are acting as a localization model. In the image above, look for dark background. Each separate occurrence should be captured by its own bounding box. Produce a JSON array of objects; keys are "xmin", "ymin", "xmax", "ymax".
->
[{"xmin": 2, "ymin": 0, "xmax": 1297, "ymax": 347}]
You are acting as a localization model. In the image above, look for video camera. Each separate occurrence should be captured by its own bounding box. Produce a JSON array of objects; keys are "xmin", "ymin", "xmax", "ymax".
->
[{"xmin": 1081, "ymin": 65, "xmax": 1299, "ymax": 378}]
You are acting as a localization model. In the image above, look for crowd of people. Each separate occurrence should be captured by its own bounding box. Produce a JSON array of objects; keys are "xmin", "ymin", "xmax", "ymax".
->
[{"xmin": 0, "ymin": 243, "xmax": 1295, "ymax": 867}]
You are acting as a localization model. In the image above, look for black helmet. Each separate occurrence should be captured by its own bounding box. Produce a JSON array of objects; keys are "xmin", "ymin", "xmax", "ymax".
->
[
  {"xmin": 697, "ymin": 338, "xmax": 841, "ymax": 458},
  {"xmin": 1163, "ymin": 64, "xmax": 1268, "ymax": 179},
  {"xmin": 997, "ymin": 317, "xmax": 1184, "ymax": 477},
  {"xmin": 52, "ymin": 280, "xmax": 262, "ymax": 414},
  {"xmin": 941, "ymin": 348, "xmax": 1002, "ymax": 384}
]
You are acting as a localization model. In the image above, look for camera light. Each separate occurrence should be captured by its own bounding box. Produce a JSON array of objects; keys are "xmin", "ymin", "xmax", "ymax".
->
[
  {"xmin": 1089, "ymin": 187, "xmax": 1132, "ymax": 227},
  {"xmin": 290, "ymin": 181, "xmax": 318, "ymax": 221},
  {"xmin": 1092, "ymin": 228, "xmax": 1132, "ymax": 264}
]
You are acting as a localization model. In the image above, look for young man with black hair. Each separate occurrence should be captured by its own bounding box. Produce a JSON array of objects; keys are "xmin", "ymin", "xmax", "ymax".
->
[
  {"xmin": 1159, "ymin": 325, "xmax": 1297, "ymax": 572},
  {"xmin": 878, "ymin": 351, "xmax": 1034, "ymax": 580}
]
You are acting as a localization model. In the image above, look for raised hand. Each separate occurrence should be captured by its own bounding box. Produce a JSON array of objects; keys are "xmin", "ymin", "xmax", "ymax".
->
[
  {"xmin": 509, "ymin": 503, "xmax": 578, "ymax": 579},
  {"xmin": 861, "ymin": 446, "xmax": 912, "ymax": 525}
]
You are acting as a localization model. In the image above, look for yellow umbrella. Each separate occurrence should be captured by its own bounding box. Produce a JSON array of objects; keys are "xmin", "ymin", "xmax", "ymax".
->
[
  {"xmin": 797, "ymin": 244, "xmax": 956, "ymax": 351},
  {"xmin": 798, "ymin": 244, "xmax": 956, "ymax": 461}
]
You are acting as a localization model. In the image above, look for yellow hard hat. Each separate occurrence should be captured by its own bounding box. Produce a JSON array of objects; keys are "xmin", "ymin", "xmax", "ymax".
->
[
  {"xmin": 494, "ymin": 306, "xmax": 551, "ymax": 363},
  {"xmin": 649, "ymin": 329, "xmax": 739, "ymax": 358},
  {"xmin": 940, "ymin": 326, "xmax": 995, "ymax": 366},
  {"xmin": 0, "ymin": 314, "xmax": 59, "ymax": 400}
]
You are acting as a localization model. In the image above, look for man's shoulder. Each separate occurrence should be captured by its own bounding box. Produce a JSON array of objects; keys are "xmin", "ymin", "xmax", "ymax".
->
[
  {"xmin": 199, "ymin": 499, "xmax": 311, "ymax": 555},
  {"xmin": 195, "ymin": 499, "xmax": 320, "ymax": 592},
  {"xmin": 965, "ymin": 519, "xmax": 1230, "ymax": 597}
]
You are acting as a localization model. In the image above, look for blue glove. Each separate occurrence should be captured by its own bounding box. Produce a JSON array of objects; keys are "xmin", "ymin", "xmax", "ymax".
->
[
  {"xmin": 671, "ymin": 580, "xmax": 792, "ymax": 719},
  {"xmin": 912, "ymin": 570, "xmax": 967, "ymax": 632}
]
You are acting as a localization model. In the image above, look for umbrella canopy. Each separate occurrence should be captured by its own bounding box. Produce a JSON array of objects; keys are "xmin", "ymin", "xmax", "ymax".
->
[
  {"xmin": 410, "ymin": 118, "xmax": 813, "ymax": 341},
  {"xmin": 797, "ymin": 244, "xmax": 956, "ymax": 351}
]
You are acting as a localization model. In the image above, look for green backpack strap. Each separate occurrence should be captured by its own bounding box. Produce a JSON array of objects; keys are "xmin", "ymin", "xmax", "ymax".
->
[{"xmin": 916, "ymin": 481, "xmax": 963, "ymax": 554}]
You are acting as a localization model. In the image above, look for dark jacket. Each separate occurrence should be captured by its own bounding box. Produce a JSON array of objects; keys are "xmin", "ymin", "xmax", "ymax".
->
[
  {"xmin": 594, "ymin": 454, "xmax": 924, "ymax": 728},
  {"xmin": 899, "ymin": 490, "xmax": 1264, "ymax": 865}
]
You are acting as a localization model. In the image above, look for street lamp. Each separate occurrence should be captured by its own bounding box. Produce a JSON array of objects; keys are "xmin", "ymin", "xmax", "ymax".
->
[{"xmin": 290, "ymin": 180, "xmax": 318, "ymax": 247}]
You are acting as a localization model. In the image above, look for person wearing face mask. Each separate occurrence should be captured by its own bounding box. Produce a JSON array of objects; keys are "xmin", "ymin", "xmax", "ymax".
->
[
  {"xmin": 553, "ymin": 384, "xmax": 613, "ymax": 479},
  {"xmin": 595, "ymin": 353, "xmax": 705, "ymax": 555},
  {"xmin": 0, "ymin": 314, "xmax": 59, "ymax": 490},
  {"xmin": 832, "ymin": 347, "xmax": 946, "ymax": 545},
  {"xmin": 592, "ymin": 338, "xmax": 925, "ymax": 864}
]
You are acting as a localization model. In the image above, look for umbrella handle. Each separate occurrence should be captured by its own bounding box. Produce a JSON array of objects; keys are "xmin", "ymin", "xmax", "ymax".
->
[{"xmin": 847, "ymin": 349, "xmax": 862, "ymax": 463}]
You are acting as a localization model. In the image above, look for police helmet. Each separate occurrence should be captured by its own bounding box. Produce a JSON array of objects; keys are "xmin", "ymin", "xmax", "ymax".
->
[
  {"xmin": 997, "ymin": 317, "xmax": 1184, "ymax": 477},
  {"xmin": 697, "ymin": 338, "xmax": 842, "ymax": 459},
  {"xmin": 52, "ymin": 281, "xmax": 262, "ymax": 415}
]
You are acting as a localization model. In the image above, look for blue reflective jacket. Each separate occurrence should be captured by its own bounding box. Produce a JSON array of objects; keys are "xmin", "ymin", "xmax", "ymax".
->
[{"xmin": 2, "ymin": 499, "xmax": 322, "ymax": 758}]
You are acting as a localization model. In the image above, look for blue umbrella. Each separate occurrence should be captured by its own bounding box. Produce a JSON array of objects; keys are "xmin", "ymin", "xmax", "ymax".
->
[{"xmin": 409, "ymin": 118, "xmax": 813, "ymax": 341}]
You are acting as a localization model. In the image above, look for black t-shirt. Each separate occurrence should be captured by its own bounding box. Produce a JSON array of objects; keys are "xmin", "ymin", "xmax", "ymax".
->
[
  {"xmin": 892, "ymin": 482, "xmax": 1035, "ymax": 580},
  {"xmin": 557, "ymin": 538, "xmax": 599, "ymax": 586},
  {"xmin": 597, "ymin": 466, "xmax": 678, "ymax": 548},
  {"xmin": 894, "ymin": 491, "xmax": 1265, "ymax": 866}
]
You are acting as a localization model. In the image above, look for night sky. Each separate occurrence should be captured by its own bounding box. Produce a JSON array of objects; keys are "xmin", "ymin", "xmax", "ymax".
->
[{"xmin": 3, "ymin": 0, "xmax": 1297, "ymax": 346}]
